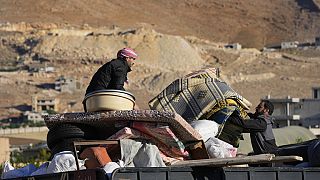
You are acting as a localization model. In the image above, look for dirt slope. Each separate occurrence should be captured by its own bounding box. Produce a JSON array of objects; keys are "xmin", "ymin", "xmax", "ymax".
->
[
  {"xmin": 1, "ymin": 25, "xmax": 320, "ymax": 116},
  {"xmin": 1, "ymin": 1, "xmax": 320, "ymax": 116},
  {"xmin": 1, "ymin": 0, "xmax": 320, "ymax": 48}
]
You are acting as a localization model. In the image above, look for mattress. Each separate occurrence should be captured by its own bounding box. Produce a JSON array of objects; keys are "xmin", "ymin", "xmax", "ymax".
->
[{"xmin": 44, "ymin": 110, "xmax": 202, "ymax": 143}]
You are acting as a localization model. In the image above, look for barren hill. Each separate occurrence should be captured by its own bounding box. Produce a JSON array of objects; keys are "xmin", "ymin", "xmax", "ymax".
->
[
  {"xmin": 0, "ymin": 1, "xmax": 320, "ymax": 117},
  {"xmin": 1, "ymin": 0, "xmax": 320, "ymax": 48}
]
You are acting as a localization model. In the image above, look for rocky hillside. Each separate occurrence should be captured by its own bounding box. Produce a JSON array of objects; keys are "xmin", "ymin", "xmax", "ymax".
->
[
  {"xmin": 1, "ymin": 0, "xmax": 320, "ymax": 48},
  {"xmin": 0, "ymin": 1, "xmax": 320, "ymax": 116},
  {"xmin": 0, "ymin": 24, "xmax": 320, "ymax": 116}
]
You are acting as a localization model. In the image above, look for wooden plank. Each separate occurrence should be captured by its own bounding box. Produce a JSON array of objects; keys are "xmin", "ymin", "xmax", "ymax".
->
[
  {"xmin": 171, "ymin": 154, "xmax": 303, "ymax": 167},
  {"xmin": 73, "ymin": 140, "xmax": 119, "ymax": 146},
  {"xmin": 171, "ymin": 154, "xmax": 275, "ymax": 167},
  {"xmin": 271, "ymin": 155, "xmax": 303, "ymax": 162}
]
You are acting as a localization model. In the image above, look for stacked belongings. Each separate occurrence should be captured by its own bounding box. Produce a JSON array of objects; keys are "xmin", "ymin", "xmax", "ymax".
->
[
  {"xmin": 44, "ymin": 110, "xmax": 206, "ymax": 169},
  {"xmin": 2, "ymin": 110, "xmax": 204, "ymax": 178},
  {"xmin": 149, "ymin": 68, "xmax": 252, "ymax": 148},
  {"xmin": 37, "ymin": 68, "xmax": 251, "ymax": 175}
]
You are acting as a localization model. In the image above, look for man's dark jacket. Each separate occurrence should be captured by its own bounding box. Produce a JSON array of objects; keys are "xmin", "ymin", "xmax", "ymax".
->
[
  {"xmin": 229, "ymin": 113, "xmax": 278, "ymax": 155},
  {"xmin": 85, "ymin": 58, "xmax": 131, "ymax": 95}
]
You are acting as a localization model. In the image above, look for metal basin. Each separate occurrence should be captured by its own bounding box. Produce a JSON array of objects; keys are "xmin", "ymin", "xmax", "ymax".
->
[{"xmin": 84, "ymin": 90, "xmax": 135, "ymax": 112}]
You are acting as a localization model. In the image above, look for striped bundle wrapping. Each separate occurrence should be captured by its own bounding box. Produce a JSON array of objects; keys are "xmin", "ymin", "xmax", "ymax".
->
[
  {"xmin": 148, "ymin": 68, "xmax": 252, "ymax": 147},
  {"xmin": 149, "ymin": 68, "xmax": 251, "ymax": 122}
]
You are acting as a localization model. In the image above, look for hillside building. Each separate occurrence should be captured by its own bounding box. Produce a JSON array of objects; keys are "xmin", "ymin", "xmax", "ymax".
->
[
  {"xmin": 27, "ymin": 62, "xmax": 55, "ymax": 73},
  {"xmin": 23, "ymin": 111, "xmax": 48, "ymax": 122},
  {"xmin": 281, "ymin": 41, "xmax": 299, "ymax": 49},
  {"xmin": 225, "ymin": 43, "xmax": 242, "ymax": 50},
  {"xmin": 263, "ymin": 87, "xmax": 320, "ymax": 128},
  {"xmin": 32, "ymin": 95, "xmax": 59, "ymax": 113},
  {"xmin": 55, "ymin": 76, "xmax": 81, "ymax": 93}
]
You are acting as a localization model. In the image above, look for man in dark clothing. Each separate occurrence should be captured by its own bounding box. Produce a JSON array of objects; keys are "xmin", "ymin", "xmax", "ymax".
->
[
  {"xmin": 229, "ymin": 100, "xmax": 278, "ymax": 155},
  {"xmin": 85, "ymin": 48, "xmax": 138, "ymax": 95}
]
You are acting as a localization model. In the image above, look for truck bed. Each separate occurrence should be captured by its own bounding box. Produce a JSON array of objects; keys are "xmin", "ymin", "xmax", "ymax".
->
[{"xmin": 5, "ymin": 166, "xmax": 320, "ymax": 180}]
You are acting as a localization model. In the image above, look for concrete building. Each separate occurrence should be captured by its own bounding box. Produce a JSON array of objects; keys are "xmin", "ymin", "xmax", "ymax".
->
[
  {"xmin": 55, "ymin": 76, "xmax": 81, "ymax": 93},
  {"xmin": 263, "ymin": 87, "xmax": 320, "ymax": 128},
  {"xmin": 225, "ymin": 43, "xmax": 242, "ymax": 50},
  {"xmin": 0, "ymin": 137, "xmax": 10, "ymax": 164},
  {"xmin": 32, "ymin": 95, "xmax": 59, "ymax": 113},
  {"xmin": 27, "ymin": 62, "xmax": 55, "ymax": 73},
  {"xmin": 281, "ymin": 41, "xmax": 299, "ymax": 49},
  {"xmin": 23, "ymin": 111, "xmax": 48, "ymax": 122}
]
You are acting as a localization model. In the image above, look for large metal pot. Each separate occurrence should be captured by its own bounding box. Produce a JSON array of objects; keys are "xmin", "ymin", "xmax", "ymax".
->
[{"xmin": 84, "ymin": 90, "xmax": 135, "ymax": 112}]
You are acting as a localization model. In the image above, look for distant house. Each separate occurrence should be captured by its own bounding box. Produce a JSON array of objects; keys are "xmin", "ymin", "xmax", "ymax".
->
[
  {"xmin": 225, "ymin": 43, "xmax": 242, "ymax": 50},
  {"xmin": 23, "ymin": 111, "xmax": 48, "ymax": 122},
  {"xmin": 27, "ymin": 62, "xmax": 55, "ymax": 73},
  {"xmin": 32, "ymin": 95, "xmax": 59, "ymax": 113},
  {"xmin": 281, "ymin": 41, "xmax": 299, "ymax": 49},
  {"xmin": 263, "ymin": 87, "xmax": 320, "ymax": 128},
  {"xmin": 55, "ymin": 76, "xmax": 81, "ymax": 93}
]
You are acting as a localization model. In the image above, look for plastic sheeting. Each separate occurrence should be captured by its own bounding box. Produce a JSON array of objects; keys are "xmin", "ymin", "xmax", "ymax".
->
[{"xmin": 190, "ymin": 120, "xmax": 219, "ymax": 142}]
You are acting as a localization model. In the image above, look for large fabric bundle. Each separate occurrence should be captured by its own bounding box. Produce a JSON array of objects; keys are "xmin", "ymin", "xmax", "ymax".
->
[
  {"xmin": 148, "ymin": 68, "xmax": 252, "ymax": 147},
  {"xmin": 148, "ymin": 68, "xmax": 251, "ymax": 122}
]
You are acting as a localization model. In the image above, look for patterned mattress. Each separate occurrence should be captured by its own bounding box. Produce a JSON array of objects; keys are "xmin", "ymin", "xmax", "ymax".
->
[{"xmin": 44, "ymin": 110, "xmax": 202, "ymax": 143}]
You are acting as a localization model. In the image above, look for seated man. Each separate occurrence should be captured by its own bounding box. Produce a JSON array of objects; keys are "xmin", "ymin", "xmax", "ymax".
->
[
  {"xmin": 85, "ymin": 48, "xmax": 138, "ymax": 95},
  {"xmin": 83, "ymin": 48, "xmax": 138, "ymax": 111}
]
